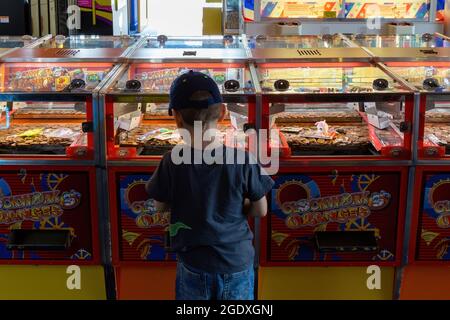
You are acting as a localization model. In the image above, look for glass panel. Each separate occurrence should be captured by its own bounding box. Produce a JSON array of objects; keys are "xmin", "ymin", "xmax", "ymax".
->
[
  {"xmin": 351, "ymin": 35, "xmax": 450, "ymax": 48},
  {"xmin": 114, "ymin": 102, "xmax": 248, "ymax": 156},
  {"xmin": 112, "ymin": 63, "xmax": 253, "ymax": 94},
  {"xmin": 270, "ymin": 101, "xmax": 405, "ymax": 156},
  {"xmin": 109, "ymin": 64, "xmax": 253, "ymax": 158},
  {"xmin": 390, "ymin": 64, "xmax": 450, "ymax": 157},
  {"xmin": 258, "ymin": 65, "xmax": 407, "ymax": 157},
  {"xmin": 140, "ymin": 36, "xmax": 242, "ymax": 49},
  {"xmin": 248, "ymin": 35, "xmax": 349, "ymax": 49},
  {"xmin": 0, "ymin": 63, "xmax": 112, "ymax": 93},
  {"xmin": 260, "ymin": 0, "xmax": 341, "ymax": 18},
  {"xmin": 424, "ymin": 101, "xmax": 450, "ymax": 156},
  {"xmin": 258, "ymin": 66, "xmax": 407, "ymax": 93},
  {"xmin": 0, "ymin": 36, "xmax": 36, "ymax": 48},
  {"xmin": 225, "ymin": 0, "xmax": 240, "ymax": 30},
  {"xmin": 345, "ymin": 0, "xmax": 429, "ymax": 19},
  {"xmin": 0, "ymin": 101, "xmax": 87, "ymax": 156},
  {"xmin": 39, "ymin": 35, "xmax": 137, "ymax": 49},
  {"xmin": 389, "ymin": 66, "xmax": 450, "ymax": 91}
]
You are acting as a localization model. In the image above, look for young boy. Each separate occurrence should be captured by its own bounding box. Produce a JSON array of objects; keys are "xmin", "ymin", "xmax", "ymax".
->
[{"xmin": 146, "ymin": 71, "xmax": 274, "ymax": 300}]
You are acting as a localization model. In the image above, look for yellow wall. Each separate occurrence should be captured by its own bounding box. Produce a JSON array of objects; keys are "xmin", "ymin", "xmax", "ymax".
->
[
  {"xmin": 0, "ymin": 265, "xmax": 106, "ymax": 300},
  {"xmin": 203, "ymin": 0, "xmax": 223, "ymax": 35},
  {"xmin": 259, "ymin": 267, "xmax": 395, "ymax": 300}
]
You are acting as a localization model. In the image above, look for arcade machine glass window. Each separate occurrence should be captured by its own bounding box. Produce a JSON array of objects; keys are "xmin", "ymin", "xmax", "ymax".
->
[
  {"xmin": 0, "ymin": 61, "xmax": 113, "ymax": 159},
  {"xmin": 140, "ymin": 35, "xmax": 243, "ymax": 49},
  {"xmin": 37, "ymin": 35, "xmax": 139, "ymax": 49},
  {"xmin": 388, "ymin": 62, "xmax": 450, "ymax": 158},
  {"xmin": 349, "ymin": 34, "xmax": 450, "ymax": 48},
  {"xmin": 247, "ymin": 34, "xmax": 353, "ymax": 49},
  {"xmin": 103, "ymin": 62, "xmax": 256, "ymax": 160},
  {"xmin": 256, "ymin": 62, "xmax": 414, "ymax": 160}
]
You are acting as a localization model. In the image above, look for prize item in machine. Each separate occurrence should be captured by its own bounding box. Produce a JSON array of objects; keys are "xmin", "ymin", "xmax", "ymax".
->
[{"xmin": 0, "ymin": 125, "xmax": 82, "ymax": 154}]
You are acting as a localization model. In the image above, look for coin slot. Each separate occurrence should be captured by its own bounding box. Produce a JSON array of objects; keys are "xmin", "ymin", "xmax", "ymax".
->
[
  {"xmin": 183, "ymin": 51, "xmax": 197, "ymax": 56},
  {"xmin": 315, "ymin": 231, "xmax": 378, "ymax": 253},
  {"xmin": 420, "ymin": 49, "xmax": 438, "ymax": 55},
  {"xmin": 7, "ymin": 229, "xmax": 72, "ymax": 251}
]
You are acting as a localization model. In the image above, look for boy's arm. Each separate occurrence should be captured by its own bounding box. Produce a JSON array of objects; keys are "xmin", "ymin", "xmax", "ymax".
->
[
  {"xmin": 244, "ymin": 197, "xmax": 268, "ymax": 217},
  {"xmin": 244, "ymin": 160, "xmax": 275, "ymax": 217},
  {"xmin": 146, "ymin": 153, "xmax": 171, "ymax": 205}
]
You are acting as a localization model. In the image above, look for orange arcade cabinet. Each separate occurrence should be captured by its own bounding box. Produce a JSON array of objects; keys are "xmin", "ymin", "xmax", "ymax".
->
[
  {"xmin": 250, "ymin": 36, "xmax": 415, "ymax": 299},
  {"xmin": 100, "ymin": 35, "xmax": 256, "ymax": 299}
]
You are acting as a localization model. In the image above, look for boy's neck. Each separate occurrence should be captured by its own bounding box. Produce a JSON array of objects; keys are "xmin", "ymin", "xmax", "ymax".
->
[{"xmin": 182, "ymin": 122, "xmax": 223, "ymax": 150}]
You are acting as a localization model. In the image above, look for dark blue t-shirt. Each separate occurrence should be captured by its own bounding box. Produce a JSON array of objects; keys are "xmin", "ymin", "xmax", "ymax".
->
[{"xmin": 146, "ymin": 146, "xmax": 274, "ymax": 274}]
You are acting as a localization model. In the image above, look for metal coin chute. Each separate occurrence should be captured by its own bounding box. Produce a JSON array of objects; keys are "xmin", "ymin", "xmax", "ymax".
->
[
  {"xmin": 372, "ymin": 78, "xmax": 389, "ymax": 91},
  {"xmin": 125, "ymin": 80, "xmax": 142, "ymax": 91},
  {"xmin": 224, "ymin": 79, "xmax": 240, "ymax": 92},
  {"xmin": 423, "ymin": 78, "xmax": 440, "ymax": 91},
  {"xmin": 274, "ymin": 79, "xmax": 290, "ymax": 92}
]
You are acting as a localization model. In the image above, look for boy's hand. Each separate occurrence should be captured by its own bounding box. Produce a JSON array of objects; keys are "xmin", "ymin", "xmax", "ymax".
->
[
  {"xmin": 154, "ymin": 200, "xmax": 171, "ymax": 212},
  {"xmin": 244, "ymin": 197, "xmax": 268, "ymax": 218}
]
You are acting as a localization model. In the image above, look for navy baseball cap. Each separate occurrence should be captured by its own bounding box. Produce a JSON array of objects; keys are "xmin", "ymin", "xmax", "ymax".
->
[{"xmin": 169, "ymin": 70, "xmax": 223, "ymax": 115}]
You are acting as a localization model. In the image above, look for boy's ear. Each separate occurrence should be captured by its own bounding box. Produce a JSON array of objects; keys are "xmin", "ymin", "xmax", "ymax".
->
[
  {"xmin": 173, "ymin": 110, "xmax": 184, "ymax": 128},
  {"xmin": 218, "ymin": 103, "xmax": 227, "ymax": 122}
]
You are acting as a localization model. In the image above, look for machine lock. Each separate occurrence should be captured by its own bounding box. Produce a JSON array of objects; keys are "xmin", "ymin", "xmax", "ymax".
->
[
  {"xmin": 82, "ymin": 121, "xmax": 94, "ymax": 132},
  {"xmin": 390, "ymin": 149, "xmax": 402, "ymax": 157},
  {"xmin": 426, "ymin": 148, "xmax": 438, "ymax": 156},
  {"xmin": 157, "ymin": 34, "xmax": 168, "ymax": 45},
  {"xmin": 243, "ymin": 123, "xmax": 256, "ymax": 132},
  {"xmin": 399, "ymin": 121, "xmax": 411, "ymax": 133}
]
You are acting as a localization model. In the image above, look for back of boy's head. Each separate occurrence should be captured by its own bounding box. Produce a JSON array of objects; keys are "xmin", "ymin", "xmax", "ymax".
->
[{"xmin": 169, "ymin": 71, "xmax": 223, "ymax": 127}]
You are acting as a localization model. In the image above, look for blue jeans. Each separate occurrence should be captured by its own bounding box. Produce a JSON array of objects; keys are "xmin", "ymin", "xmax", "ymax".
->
[{"xmin": 175, "ymin": 262, "xmax": 255, "ymax": 300}]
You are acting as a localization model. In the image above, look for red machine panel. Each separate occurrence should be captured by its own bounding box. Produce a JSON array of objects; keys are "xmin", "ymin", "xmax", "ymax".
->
[
  {"xmin": 410, "ymin": 167, "xmax": 450, "ymax": 263},
  {"xmin": 262, "ymin": 167, "xmax": 407, "ymax": 266},
  {"xmin": 109, "ymin": 167, "xmax": 176, "ymax": 265},
  {"xmin": 0, "ymin": 166, "xmax": 98, "ymax": 264}
]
